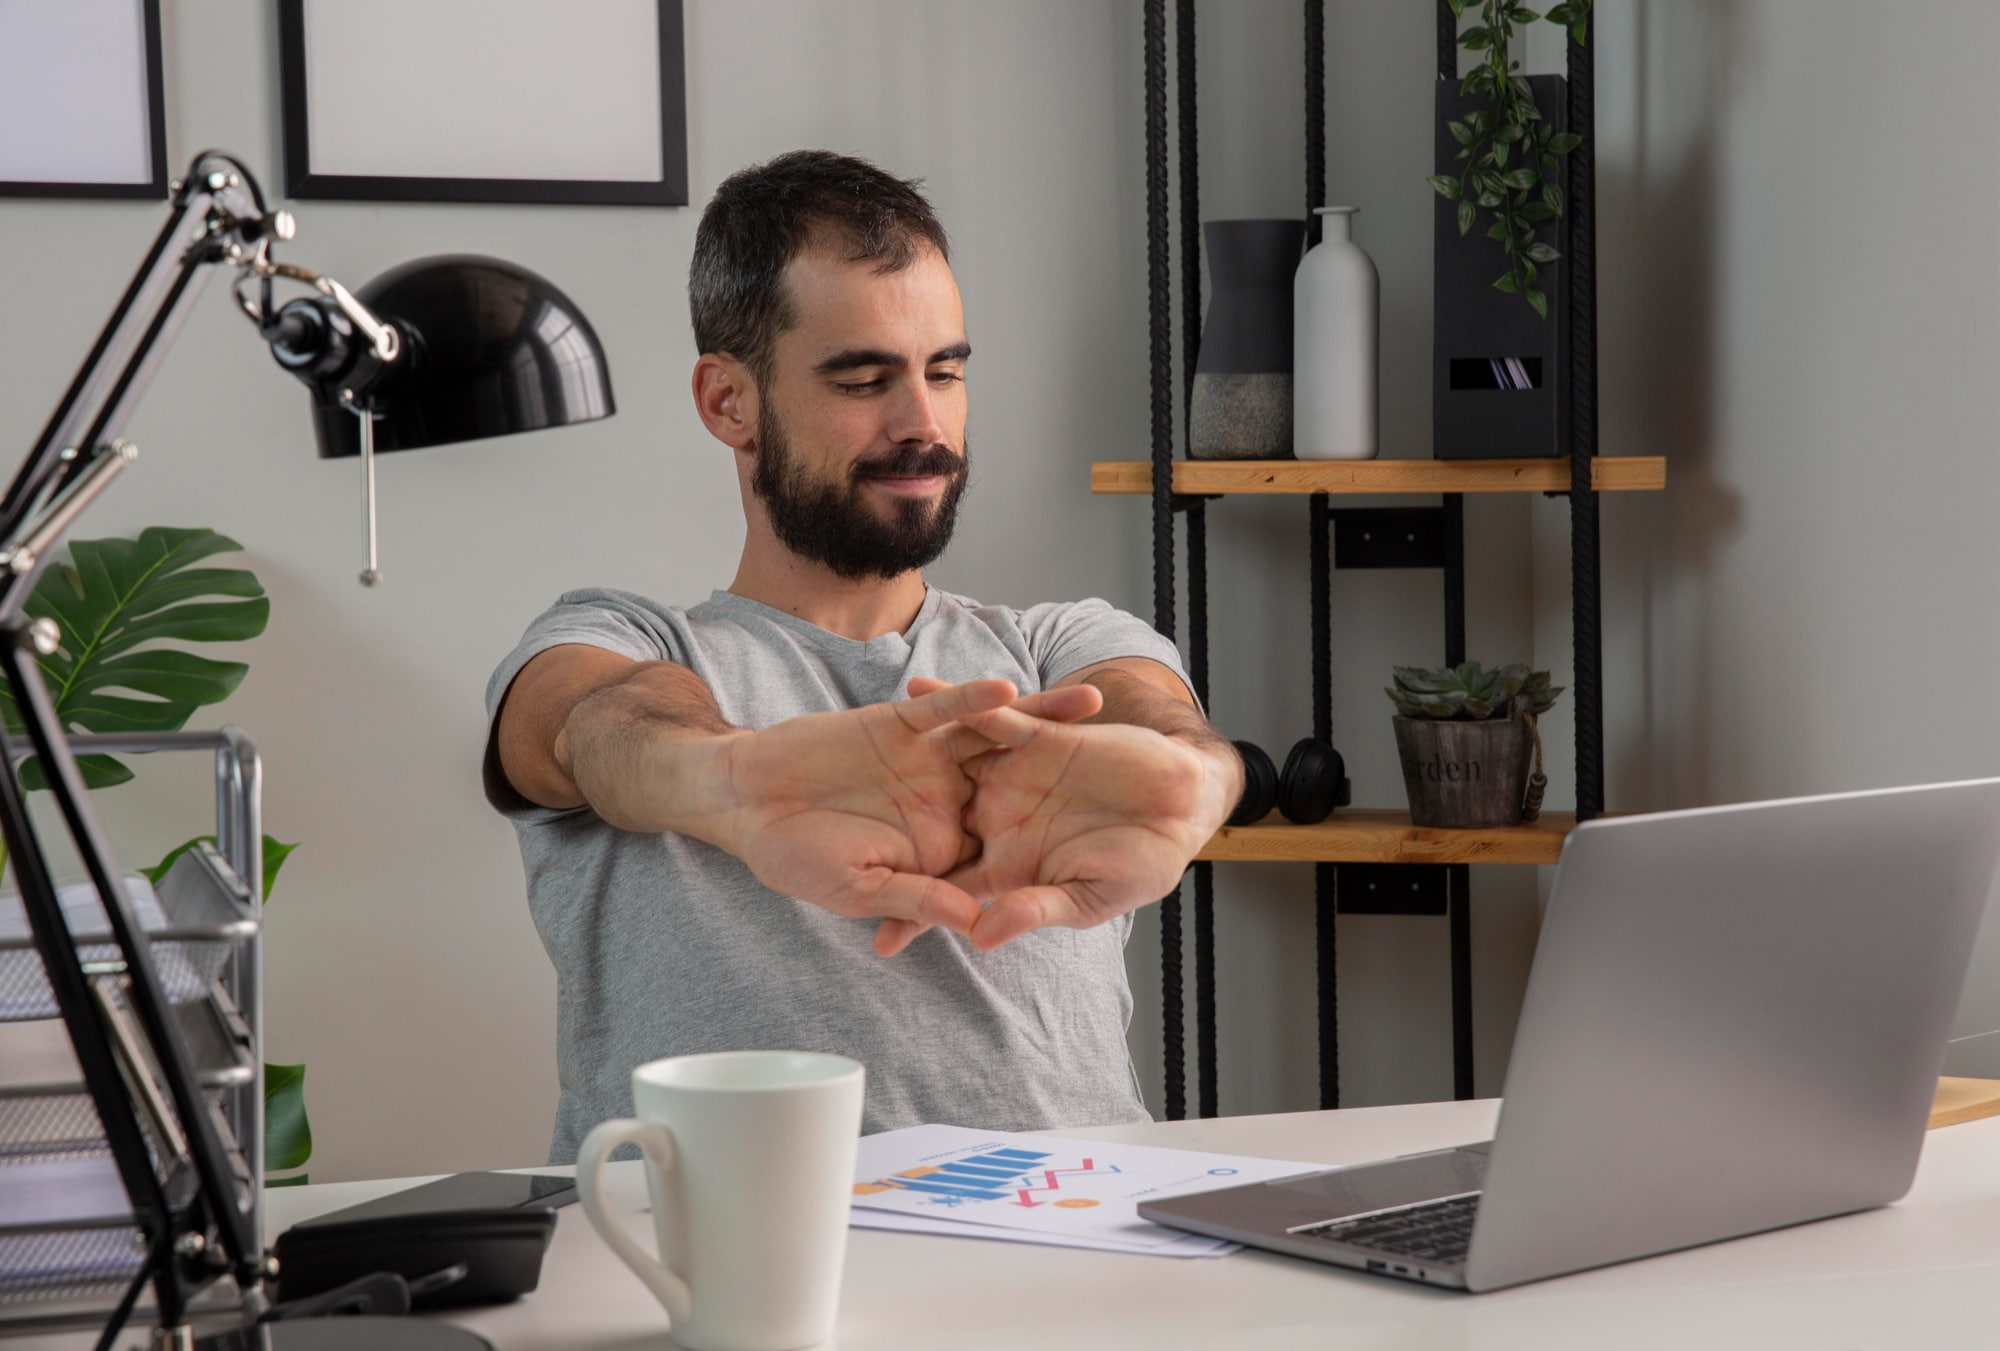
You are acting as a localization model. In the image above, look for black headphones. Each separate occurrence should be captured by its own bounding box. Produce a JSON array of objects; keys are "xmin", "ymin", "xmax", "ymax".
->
[{"xmin": 1228, "ymin": 737, "xmax": 1350, "ymax": 826}]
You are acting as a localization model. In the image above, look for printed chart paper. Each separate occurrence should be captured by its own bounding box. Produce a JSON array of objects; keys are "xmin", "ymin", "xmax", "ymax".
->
[
  {"xmin": 851, "ymin": 1125, "xmax": 1322, "ymax": 1255},
  {"xmin": 849, "ymin": 1206, "xmax": 1239, "ymax": 1257}
]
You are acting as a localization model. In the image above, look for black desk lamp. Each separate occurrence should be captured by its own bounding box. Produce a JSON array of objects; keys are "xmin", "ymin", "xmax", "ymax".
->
[{"xmin": 2, "ymin": 151, "xmax": 611, "ymax": 1349}]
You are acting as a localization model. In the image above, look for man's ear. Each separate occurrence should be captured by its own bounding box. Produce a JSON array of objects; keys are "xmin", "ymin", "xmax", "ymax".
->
[{"xmin": 692, "ymin": 353, "xmax": 759, "ymax": 453}]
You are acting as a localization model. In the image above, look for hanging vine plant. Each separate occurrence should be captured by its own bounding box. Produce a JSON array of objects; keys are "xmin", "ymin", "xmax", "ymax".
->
[{"xmin": 1427, "ymin": 0, "xmax": 1594, "ymax": 319}]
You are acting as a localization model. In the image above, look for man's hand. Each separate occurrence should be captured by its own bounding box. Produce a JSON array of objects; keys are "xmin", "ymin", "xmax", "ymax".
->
[
  {"xmin": 874, "ymin": 675, "xmax": 1239, "ymax": 955},
  {"xmin": 719, "ymin": 678, "xmax": 1100, "ymax": 955}
]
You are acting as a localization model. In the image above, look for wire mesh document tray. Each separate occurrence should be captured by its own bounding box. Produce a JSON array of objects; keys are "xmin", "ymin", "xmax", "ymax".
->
[{"xmin": 0, "ymin": 731, "xmax": 264, "ymax": 1327}]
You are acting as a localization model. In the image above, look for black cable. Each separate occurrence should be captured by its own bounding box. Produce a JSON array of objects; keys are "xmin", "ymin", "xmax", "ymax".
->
[
  {"xmin": 1174, "ymin": 0, "xmax": 1217, "ymax": 1124},
  {"xmin": 1445, "ymin": 491, "xmax": 1471, "ymax": 1098},
  {"xmin": 1439, "ymin": 0, "xmax": 1456, "ymax": 82},
  {"xmin": 1306, "ymin": 0, "xmax": 1325, "ymax": 246},
  {"xmin": 1450, "ymin": 861, "xmax": 1474, "ymax": 1099},
  {"xmin": 1194, "ymin": 860, "xmax": 1217, "ymax": 1118},
  {"xmin": 1310, "ymin": 495, "xmax": 1331, "ymax": 743},
  {"xmin": 1567, "ymin": 13, "xmax": 1603, "ymax": 822},
  {"xmin": 1316, "ymin": 862, "xmax": 1339, "ymax": 1108},
  {"xmin": 1178, "ymin": 0, "xmax": 1202, "ymax": 436},
  {"xmin": 1143, "ymin": 0, "xmax": 1185, "ymax": 1123},
  {"xmin": 1444, "ymin": 494, "xmax": 1465, "ymax": 667},
  {"xmin": 1147, "ymin": 0, "xmax": 1175, "ymax": 646},
  {"xmin": 1310, "ymin": 494, "xmax": 1337, "ymax": 1107},
  {"xmin": 1191, "ymin": 500, "xmax": 1216, "ymax": 1118}
]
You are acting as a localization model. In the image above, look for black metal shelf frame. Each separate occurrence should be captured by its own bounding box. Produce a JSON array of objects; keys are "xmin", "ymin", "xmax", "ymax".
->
[{"xmin": 1138, "ymin": 0, "xmax": 1604, "ymax": 1121}]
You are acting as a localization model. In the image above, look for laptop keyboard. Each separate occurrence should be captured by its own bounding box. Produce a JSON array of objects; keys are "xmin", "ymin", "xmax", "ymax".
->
[{"xmin": 1299, "ymin": 1191, "xmax": 1480, "ymax": 1265}]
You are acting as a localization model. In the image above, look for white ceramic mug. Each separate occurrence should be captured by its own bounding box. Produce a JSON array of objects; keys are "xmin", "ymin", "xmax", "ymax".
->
[{"xmin": 577, "ymin": 1050, "xmax": 865, "ymax": 1351}]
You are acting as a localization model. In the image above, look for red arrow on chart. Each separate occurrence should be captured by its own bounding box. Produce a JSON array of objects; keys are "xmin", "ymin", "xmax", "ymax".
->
[{"xmin": 1011, "ymin": 1159, "xmax": 1118, "ymax": 1207}]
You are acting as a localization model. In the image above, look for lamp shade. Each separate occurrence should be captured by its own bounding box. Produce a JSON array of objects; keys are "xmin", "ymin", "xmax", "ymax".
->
[{"xmin": 308, "ymin": 254, "xmax": 614, "ymax": 458}]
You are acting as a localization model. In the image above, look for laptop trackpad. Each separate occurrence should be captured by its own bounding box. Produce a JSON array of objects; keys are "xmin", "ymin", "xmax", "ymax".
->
[{"xmin": 1272, "ymin": 1143, "xmax": 1491, "ymax": 1220}]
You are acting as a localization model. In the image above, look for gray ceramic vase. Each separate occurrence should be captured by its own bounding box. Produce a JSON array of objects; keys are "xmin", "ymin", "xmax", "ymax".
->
[{"xmin": 1190, "ymin": 218, "xmax": 1306, "ymax": 459}]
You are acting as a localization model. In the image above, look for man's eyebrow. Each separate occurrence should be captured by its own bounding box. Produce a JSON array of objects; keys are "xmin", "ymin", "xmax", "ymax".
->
[
  {"xmin": 812, "ymin": 342, "xmax": 972, "ymax": 376},
  {"xmin": 814, "ymin": 348, "xmax": 905, "ymax": 375}
]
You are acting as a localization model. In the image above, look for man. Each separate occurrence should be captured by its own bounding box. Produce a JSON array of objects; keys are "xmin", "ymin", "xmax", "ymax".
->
[{"xmin": 484, "ymin": 150, "xmax": 1242, "ymax": 1161}]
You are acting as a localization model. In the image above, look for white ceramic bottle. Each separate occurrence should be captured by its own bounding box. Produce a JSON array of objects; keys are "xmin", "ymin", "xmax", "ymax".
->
[{"xmin": 1293, "ymin": 206, "xmax": 1379, "ymax": 460}]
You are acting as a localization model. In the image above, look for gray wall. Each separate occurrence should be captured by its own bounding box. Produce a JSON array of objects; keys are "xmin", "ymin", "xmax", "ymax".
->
[
  {"xmin": 1531, "ymin": 0, "xmax": 2000, "ymax": 1070},
  {"xmin": 24, "ymin": 0, "xmax": 1988, "ymax": 1185}
]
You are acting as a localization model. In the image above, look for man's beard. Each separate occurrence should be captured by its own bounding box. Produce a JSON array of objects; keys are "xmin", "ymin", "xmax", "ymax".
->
[{"xmin": 750, "ymin": 405, "xmax": 970, "ymax": 581}]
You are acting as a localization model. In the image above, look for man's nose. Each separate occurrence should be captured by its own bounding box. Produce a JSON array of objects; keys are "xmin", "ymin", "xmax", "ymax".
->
[{"xmin": 885, "ymin": 372, "xmax": 948, "ymax": 448}]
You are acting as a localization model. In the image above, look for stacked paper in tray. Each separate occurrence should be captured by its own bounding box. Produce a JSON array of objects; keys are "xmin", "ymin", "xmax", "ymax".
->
[{"xmin": 849, "ymin": 1124, "xmax": 1321, "ymax": 1258}]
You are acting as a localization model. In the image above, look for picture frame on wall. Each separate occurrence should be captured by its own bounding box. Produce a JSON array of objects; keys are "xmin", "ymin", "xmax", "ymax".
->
[
  {"xmin": 0, "ymin": 0, "xmax": 169, "ymax": 200},
  {"xmin": 277, "ymin": 0, "xmax": 688, "ymax": 207}
]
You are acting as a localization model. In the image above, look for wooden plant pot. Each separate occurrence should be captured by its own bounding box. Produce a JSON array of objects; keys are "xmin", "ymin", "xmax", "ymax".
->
[{"xmin": 1393, "ymin": 715, "xmax": 1534, "ymax": 829}]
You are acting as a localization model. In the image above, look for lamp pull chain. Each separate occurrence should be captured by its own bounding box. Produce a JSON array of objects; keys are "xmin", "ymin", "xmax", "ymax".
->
[{"xmin": 347, "ymin": 394, "xmax": 382, "ymax": 587}]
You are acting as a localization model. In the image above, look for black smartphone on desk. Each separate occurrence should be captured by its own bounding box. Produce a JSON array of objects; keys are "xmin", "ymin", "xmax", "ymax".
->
[
  {"xmin": 295, "ymin": 1170, "xmax": 577, "ymax": 1228},
  {"xmin": 276, "ymin": 1172, "xmax": 573, "ymax": 1309}
]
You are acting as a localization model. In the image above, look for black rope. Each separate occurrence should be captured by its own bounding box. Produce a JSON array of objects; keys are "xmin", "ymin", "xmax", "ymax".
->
[
  {"xmin": 1191, "ymin": 500, "xmax": 1216, "ymax": 1118},
  {"xmin": 1316, "ymin": 862, "xmax": 1339, "ymax": 1108},
  {"xmin": 1567, "ymin": 14, "xmax": 1603, "ymax": 822},
  {"xmin": 1310, "ymin": 494, "xmax": 1337, "ymax": 1107},
  {"xmin": 1176, "ymin": 0, "xmax": 1217, "ymax": 1122},
  {"xmin": 1194, "ymin": 860, "xmax": 1217, "ymax": 1117},
  {"xmin": 1178, "ymin": 0, "xmax": 1202, "ymax": 433},
  {"xmin": 1450, "ymin": 862, "xmax": 1475, "ymax": 1098},
  {"xmin": 1444, "ymin": 490, "xmax": 1471, "ymax": 1096},
  {"xmin": 1310, "ymin": 494, "xmax": 1331, "ymax": 743},
  {"xmin": 1190, "ymin": 471, "xmax": 1213, "ymax": 1121},
  {"xmin": 1438, "ymin": 0, "xmax": 1456, "ymax": 82},
  {"xmin": 1188, "ymin": 517, "xmax": 1209, "ymax": 708},
  {"xmin": 1143, "ymin": 0, "xmax": 1185, "ymax": 1123},
  {"xmin": 1443, "ymin": 496, "xmax": 1465, "ymax": 666},
  {"xmin": 1306, "ymin": 0, "xmax": 1325, "ymax": 246},
  {"xmin": 1146, "ymin": 0, "xmax": 1175, "ymax": 647}
]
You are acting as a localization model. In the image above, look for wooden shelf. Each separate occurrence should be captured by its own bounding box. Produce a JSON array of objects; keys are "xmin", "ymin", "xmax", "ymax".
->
[
  {"xmin": 1197, "ymin": 809, "xmax": 1578, "ymax": 866},
  {"xmin": 1930, "ymin": 1076, "xmax": 2000, "ymax": 1129},
  {"xmin": 1091, "ymin": 457, "xmax": 1666, "ymax": 497}
]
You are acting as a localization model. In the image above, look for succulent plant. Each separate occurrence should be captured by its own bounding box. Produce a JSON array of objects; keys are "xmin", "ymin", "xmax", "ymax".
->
[{"xmin": 1385, "ymin": 661, "xmax": 1563, "ymax": 721}]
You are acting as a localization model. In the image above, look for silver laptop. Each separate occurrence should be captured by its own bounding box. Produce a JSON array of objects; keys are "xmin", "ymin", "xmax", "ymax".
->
[{"xmin": 1138, "ymin": 780, "xmax": 2000, "ymax": 1292}]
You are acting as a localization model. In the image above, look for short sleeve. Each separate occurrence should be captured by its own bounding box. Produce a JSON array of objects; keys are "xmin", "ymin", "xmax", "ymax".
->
[
  {"xmin": 1013, "ymin": 597, "xmax": 1201, "ymax": 714},
  {"xmin": 482, "ymin": 589, "xmax": 690, "ymax": 824}
]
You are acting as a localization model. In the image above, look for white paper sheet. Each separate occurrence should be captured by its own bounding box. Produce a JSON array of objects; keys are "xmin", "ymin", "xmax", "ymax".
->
[
  {"xmin": 850, "ymin": 1206, "xmax": 1239, "ymax": 1257},
  {"xmin": 851, "ymin": 1124, "xmax": 1322, "ymax": 1254}
]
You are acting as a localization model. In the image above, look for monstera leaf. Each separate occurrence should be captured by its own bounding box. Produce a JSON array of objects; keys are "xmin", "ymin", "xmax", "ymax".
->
[{"xmin": 0, "ymin": 528, "xmax": 268, "ymax": 789}]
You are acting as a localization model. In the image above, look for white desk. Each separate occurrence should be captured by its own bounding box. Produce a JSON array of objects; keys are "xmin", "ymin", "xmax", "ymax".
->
[{"xmin": 65, "ymin": 1100, "xmax": 2000, "ymax": 1349}]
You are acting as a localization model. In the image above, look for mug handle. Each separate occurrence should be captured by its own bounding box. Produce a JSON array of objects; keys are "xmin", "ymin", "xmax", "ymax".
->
[{"xmin": 577, "ymin": 1117, "xmax": 694, "ymax": 1328}]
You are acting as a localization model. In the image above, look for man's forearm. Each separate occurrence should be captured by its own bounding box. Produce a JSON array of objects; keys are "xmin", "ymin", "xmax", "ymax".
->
[
  {"xmin": 554, "ymin": 662, "xmax": 748, "ymax": 841},
  {"xmin": 1078, "ymin": 668, "xmax": 1245, "ymax": 821}
]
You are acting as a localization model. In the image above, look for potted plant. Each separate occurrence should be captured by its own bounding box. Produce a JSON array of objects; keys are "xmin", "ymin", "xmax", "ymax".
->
[
  {"xmin": 0, "ymin": 526, "xmax": 311, "ymax": 1184},
  {"xmin": 1427, "ymin": 0, "xmax": 1593, "ymax": 319},
  {"xmin": 1386, "ymin": 662, "xmax": 1562, "ymax": 828}
]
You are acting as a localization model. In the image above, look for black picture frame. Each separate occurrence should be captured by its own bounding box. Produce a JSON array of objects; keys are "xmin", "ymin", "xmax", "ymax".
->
[
  {"xmin": 0, "ymin": 0, "xmax": 169, "ymax": 200},
  {"xmin": 276, "ymin": 0, "xmax": 688, "ymax": 207}
]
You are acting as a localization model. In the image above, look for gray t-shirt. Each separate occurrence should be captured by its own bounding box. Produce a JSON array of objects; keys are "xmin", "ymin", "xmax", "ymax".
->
[{"xmin": 483, "ymin": 585, "xmax": 1193, "ymax": 1162}]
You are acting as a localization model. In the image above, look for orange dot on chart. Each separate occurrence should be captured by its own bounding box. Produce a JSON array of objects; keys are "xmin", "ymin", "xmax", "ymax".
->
[{"xmin": 1054, "ymin": 1198, "xmax": 1099, "ymax": 1209}]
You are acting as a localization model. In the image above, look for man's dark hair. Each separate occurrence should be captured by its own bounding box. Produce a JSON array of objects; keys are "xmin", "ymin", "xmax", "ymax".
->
[{"xmin": 689, "ymin": 150, "xmax": 951, "ymax": 391}]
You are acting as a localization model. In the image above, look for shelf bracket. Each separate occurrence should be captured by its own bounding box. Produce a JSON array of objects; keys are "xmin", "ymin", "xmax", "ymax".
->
[
  {"xmin": 1330, "ymin": 506, "xmax": 1446, "ymax": 570},
  {"xmin": 1335, "ymin": 862, "xmax": 1450, "ymax": 916}
]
